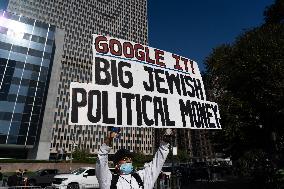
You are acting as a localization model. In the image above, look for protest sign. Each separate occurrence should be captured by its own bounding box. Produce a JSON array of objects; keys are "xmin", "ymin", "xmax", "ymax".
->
[{"xmin": 69, "ymin": 34, "xmax": 221, "ymax": 129}]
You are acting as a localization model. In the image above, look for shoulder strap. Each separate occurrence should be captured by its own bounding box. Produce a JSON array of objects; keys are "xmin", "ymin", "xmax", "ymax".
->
[
  {"xmin": 111, "ymin": 173, "xmax": 144, "ymax": 189},
  {"xmin": 110, "ymin": 174, "xmax": 119, "ymax": 189},
  {"xmin": 132, "ymin": 172, "xmax": 144, "ymax": 189}
]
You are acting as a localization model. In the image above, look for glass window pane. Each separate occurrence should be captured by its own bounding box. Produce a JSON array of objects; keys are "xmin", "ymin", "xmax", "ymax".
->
[
  {"xmin": 17, "ymin": 136, "xmax": 26, "ymax": 145},
  {"xmin": 0, "ymin": 101, "xmax": 25, "ymax": 113},
  {"xmin": 39, "ymin": 73, "xmax": 47, "ymax": 81},
  {"xmin": 0, "ymin": 112, "xmax": 12, "ymax": 121},
  {"xmin": 5, "ymin": 66, "xmax": 15, "ymax": 75},
  {"xmin": 0, "ymin": 135, "xmax": 7, "ymax": 144},
  {"xmin": 27, "ymin": 87, "xmax": 36, "ymax": 96},
  {"xmin": 32, "ymin": 106, "xmax": 41, "ymax": 114},
  {"xmin": 18, "ymin": 86, "xmax": 29, "ymax": 96},
  {"xmin": 0, "ymin": 41, "xmax": 12, "ymax": 51},
  {"xmin": 0, "ymin": 58, "xmax": 7, "ymax": 66},
  {"xmin": 0, "ymin": 65, "xmax": 5, "ymax": 74},
  {"xmin": 0, "ymin": 83, "xmax": 11, "ymax": 93},
  {"xmin": 18, "ymin": 122, "xmax": 28, "ymax": 135},
  {"xmin": 15, "ymin": 61, "xmax": 25, "ymax": 69},
  {"xmin": 46, "ymin": 39, "xmax": 53, "ymax": 45},
  {"xmin": 34, "ymin": 97, "xmax": 42, "ymax": 106},
  {"xmin": 0, "ymin": 49, "xmax": 10, "ymax": 59},
  {"xmin": 30, "ymin": 72, "xmax": 39, "ymax": 80},
  {"xmin": 22, "ymin": 70, "xmax": 33, "ymax": 80},
  {"xmin": 14, "ymin": 103, "xmax": 25, "ymax": 113},
  {"xmin": 7, "ymin": 135, "xmax": 17, "ymax": 144},
  {"xmin": 21, "ymin": 113, "xmax": 31, "ymax": 123},
  {"xmin": 16, "ymin": 95, "xmax": 26, "ymax": 103},
  {"xmin": 9, "ymin": 121, "xmax": 21, "ymax": 135},
  {"xmin": 6, "ymin": 94, "xmax": 16, "ymax": 102},
  {"xmin": 0, "ymin": 92, "xmax": 7, "ymax": 100},
  {"xmin": 24, "ymin": 63, "xmax": 34, "ymax": 71},
  {"xmin": 20, "ymin": 17, "xmax": 35, "ymax": 26},
  {"xmin": 13, "ymin": 113, "xmax": 22, "ymax": 122},
  {"xmin": 8, "ymin": 60, "xmax": 16, "ymax": 67},
  {"xmin": 0, "ymin": 26, "xmax": 8, "ymax": 34},
  {"xmin": 32, "ymin": 65, "xmax": 41, "ymax": 72},
  {"xmin": 3, "ymin": 75, "xmax": 12, "ymax": 84},
  {"xmin": 26, "ymin": 136, "xmax": 35, "ymax": 145},
  {"xmin": 28, "ymin": 48, "xmax": 43, "ymax": 57},
  {"xmin": 25, "ymin": 96, "xmax": 34, "ymax": 104},
  {"xmin": 23, "ymin": 105, "xmax": 33, "ymax": 114},
  {"xmin": 23, "ymin": 33, "xmax": 31, "ymax": 40},
  {"xmin": 13, "ymin": 68, "xmax": 23, "ymax": 78},
  {"xmin": 12, "ymin": 45, "xmax": 28, "ymax": 54},
  {"xmin": 28, "ymin": 123, "xmax": 37, "ymax": 136},
  {"xmin": 0, "ymin": 120, "xmax": 10, "ymax": 134},
  {"xmin": 30, "ymin": 114, "xmax": 39, "ymax": 123}
]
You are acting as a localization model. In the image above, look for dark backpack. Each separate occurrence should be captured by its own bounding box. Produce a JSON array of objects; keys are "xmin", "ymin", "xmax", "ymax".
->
[
  {"xmin": 110, "ymin": 173, "xmax": 144, "ymax": 189},
  {"xmin": 7, "ymin": 175, "xmax": 18, "ymax": 186}
]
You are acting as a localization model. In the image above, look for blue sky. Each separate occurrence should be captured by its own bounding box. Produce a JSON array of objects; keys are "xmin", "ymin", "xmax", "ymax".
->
[
  {"xmin": 148, "ymin": 0, "xmax": 275, "ymax": 71},
  {"xmin": 1, "ymin": 0, "xmax": 275, "ymax": 71}
]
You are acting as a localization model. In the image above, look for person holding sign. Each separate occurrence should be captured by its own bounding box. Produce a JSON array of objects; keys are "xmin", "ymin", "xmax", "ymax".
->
[{"xmin": 96, "ymin": 128, "xmax": 173, "ymax": 189}]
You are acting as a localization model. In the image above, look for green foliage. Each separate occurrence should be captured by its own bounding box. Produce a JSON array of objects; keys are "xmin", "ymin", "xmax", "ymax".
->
[
  {"xmin": 204, "ymin": 0, "xmax": 284, "ymax": 164},
  {"xmin": 177, "ymin": 149, "xmax": 189, "ymax": 163},
  {"xmin": 274, "ymin": 168, "xmax": 284, "ymax": 188},
  {"xmin": 164, "ymin": 148, "xmax": 189, "ymax": 163},
  {"xmin": 264, "ymin": 0, "xmax": 284, "ymax": 24},
  {"xmin": 132, "ymin": 151, "xmax": 153, "ymax": 167},
  {"xmin": 234, "ymin": 149, "xmax": 271, "ymax": 177},
  {"xmin": 72, "ymin": 148, "xmax": 96, "ymax": 163},
  {"xmin": 0, "ymin": 159, "xmax": 50, "ymax": 163}
]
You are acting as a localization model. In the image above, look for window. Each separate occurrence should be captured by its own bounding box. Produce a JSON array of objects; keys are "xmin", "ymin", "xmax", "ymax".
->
[
  {"xmin": 46, "ymin": 169, "xmax": 57, "ymax": 174},
  {"xmin": 12, "ymin": 45, "xmax": 28, "ymax": 54},
  {"xmin": 23, "ymin": 33, "xmax": 32, "ymax": 40},
  {"xmin": 86, "ymin": 169, "xmax": 96, "ymax": 176},
  {"xmin": 0, "ymin": 26, "xmax": 8, "ymax": 34},
  {"xmin": 0, "ymin": 41, "xmax": 12, "ymax": 51}
]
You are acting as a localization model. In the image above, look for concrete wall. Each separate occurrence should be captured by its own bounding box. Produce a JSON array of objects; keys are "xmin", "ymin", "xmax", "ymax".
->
[
  {"xmin": 0, "ymin": 163, "xmax": 95, "ymax": 173},
  {"xmin": 28, "ymin": 28, "xmax": 65, "ymax": 160}
]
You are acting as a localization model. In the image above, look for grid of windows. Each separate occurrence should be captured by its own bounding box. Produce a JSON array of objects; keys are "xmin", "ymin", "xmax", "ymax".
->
[
  {"xmin": 0, "ymin": 10, "xmax": 55, "ymax": 146},
  {"xmin": 8, "ymin": 0, "xmax": 153, "ymax": 156}
]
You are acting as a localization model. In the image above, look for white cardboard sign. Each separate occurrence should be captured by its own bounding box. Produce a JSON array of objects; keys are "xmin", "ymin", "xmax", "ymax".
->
[{"xmin": 69, "ymin": 34, "xmax": 221, "ymax": 129}]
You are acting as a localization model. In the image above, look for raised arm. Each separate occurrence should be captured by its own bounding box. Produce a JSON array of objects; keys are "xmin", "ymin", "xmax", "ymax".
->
[
  {"xmin": 95, "ymin": 137, "xmax": 112, "ymax": 189},
  {"xmin": 146, "ymin": 141, "xmax": 169, "ymax": 174},
  {"xmin": 138, "ymin": 139, "xmax": 171, "ymax": 188}
]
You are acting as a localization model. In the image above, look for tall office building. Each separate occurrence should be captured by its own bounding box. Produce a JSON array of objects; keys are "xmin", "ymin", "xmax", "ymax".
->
[
  {"xmin": 7, "ymin": 0, "xmax": 152, "ymax": 159},
  {"xmin": 0, "ymin": 10, "xmax": 64, "ymax": 158}
]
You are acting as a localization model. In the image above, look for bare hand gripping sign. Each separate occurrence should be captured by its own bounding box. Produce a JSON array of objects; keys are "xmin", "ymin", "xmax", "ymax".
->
[{"xmin": 69, "ymin": 34, "xmax": 221, "ymax": 129}]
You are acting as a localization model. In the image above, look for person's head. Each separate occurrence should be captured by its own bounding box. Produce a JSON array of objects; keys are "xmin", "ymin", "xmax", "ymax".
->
[
  {"xmin": 16, "ymin": 170, "xmax": 21, "ymax": 176},
  {"xmin": 113, "ymin": 149, "xmax": 133, "ymax": 175},
  {"xmin": 23, "ymin": 169, "xmax": 28, "ymax": 175}
]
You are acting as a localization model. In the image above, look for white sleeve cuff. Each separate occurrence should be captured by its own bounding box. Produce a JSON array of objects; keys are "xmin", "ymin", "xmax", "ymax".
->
[
  {"xmin": 160, "ymin": 141, "xmax": 170, "ymax": 150},
  {"xmin": 99, "ymin": 143, "xmax": 111, "ymax": 154}
]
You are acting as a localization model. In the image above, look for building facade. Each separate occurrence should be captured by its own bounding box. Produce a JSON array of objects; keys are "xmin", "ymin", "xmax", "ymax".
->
[
  {"xmin": 0, "ymin": 10, "xmax": 61, "ymax": 158},
  {"xmin": 155, "ymin": 128, "xmax": 213, "ymax": 162},
  {"xmin": 190, "ymin": 130, "xmax": 213, "ymax": 162},
  {"xmin": 7, "ymin": 0, "xmax": 153, "ymax": 159}
]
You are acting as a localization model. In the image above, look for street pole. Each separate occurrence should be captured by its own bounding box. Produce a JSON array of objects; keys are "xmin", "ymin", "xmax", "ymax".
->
[
  {"xmin": 70, "ymin": 147, "xmax": 72, "ymax": 171},
  {"xmin": 171, "ymin": 135, "xmax": 174, "ymax": 173},
  {"xmin": 170, "ymin": 129, "xmax": 176, "ymax": 188},
  {"xmin": 70, "ymin": 134, "xmax": 75, "ymax": 171}
]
